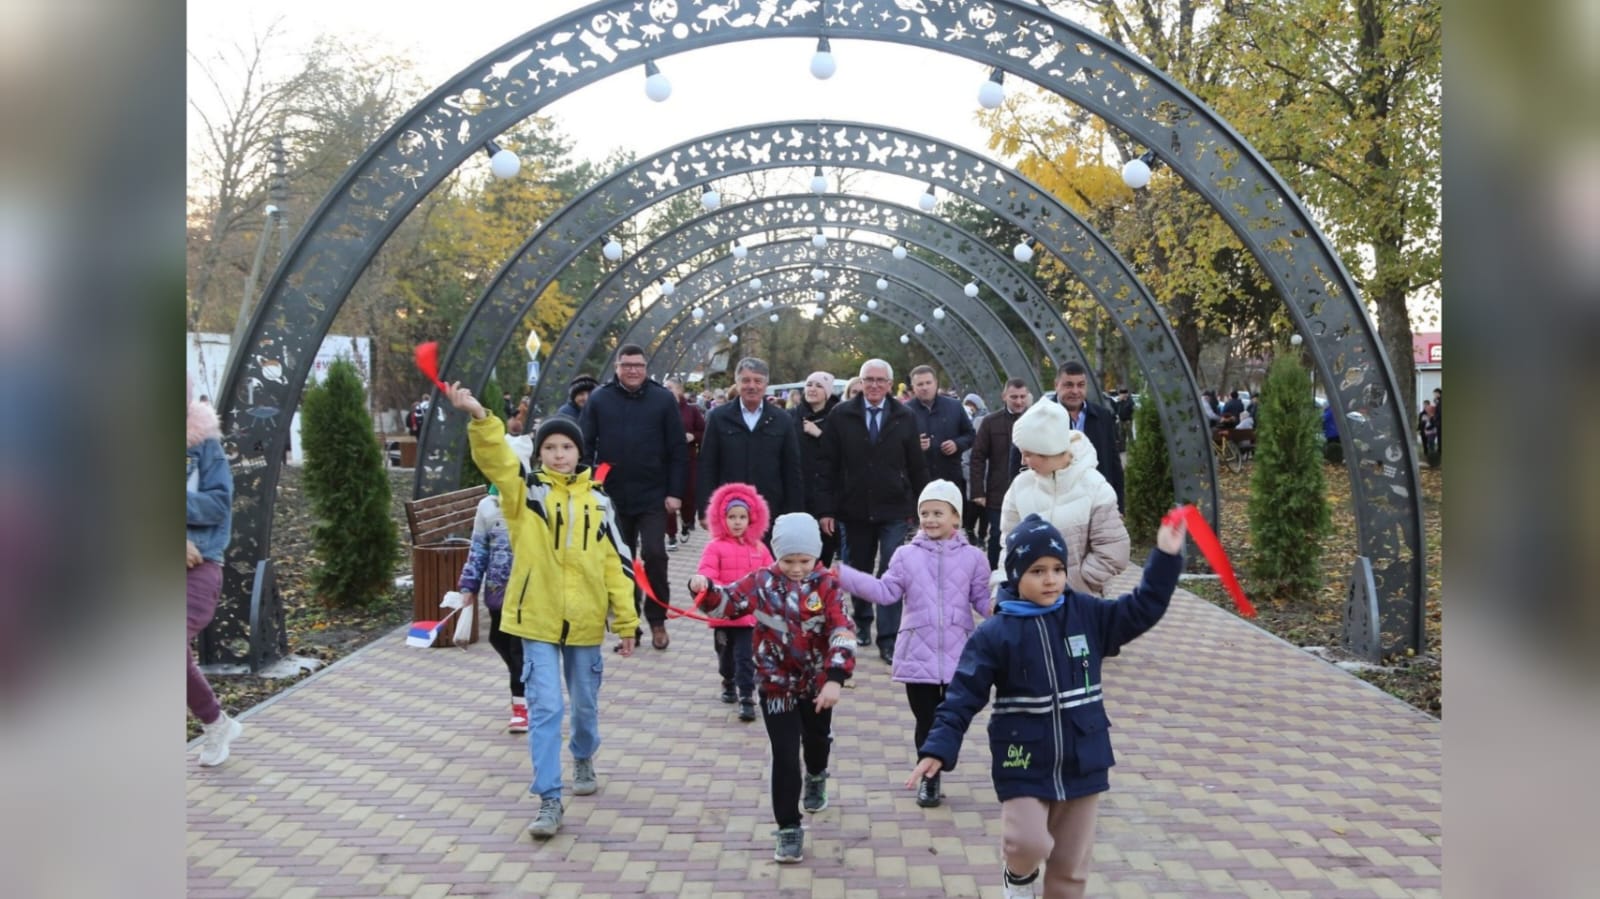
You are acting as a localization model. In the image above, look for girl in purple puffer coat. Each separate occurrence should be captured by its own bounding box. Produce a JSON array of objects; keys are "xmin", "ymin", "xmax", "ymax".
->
[{"xmin": 834, "ymin": 479, "xmax": 991, "ymax": 808}]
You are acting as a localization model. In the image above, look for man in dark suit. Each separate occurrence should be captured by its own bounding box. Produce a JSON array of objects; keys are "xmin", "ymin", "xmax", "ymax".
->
[
  {"xmin": 1009, "ymin": 361, "xmax": 1125, "ymax": 511},
  {"xmin": 697, "ymin": 357, "xmax": 803, "ymax": 530},
  {"xmin": 818, "ymin": 359, "xmax": 928, "ymax": 663}
]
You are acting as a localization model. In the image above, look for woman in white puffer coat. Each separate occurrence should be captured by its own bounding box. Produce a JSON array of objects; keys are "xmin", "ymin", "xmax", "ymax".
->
[{"xmin": 998, "ymin": 398, "xmax": 1131, "ymax": 595}]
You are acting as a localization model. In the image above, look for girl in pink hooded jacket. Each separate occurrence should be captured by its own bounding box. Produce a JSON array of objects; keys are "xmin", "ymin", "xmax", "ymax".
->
[
  {"xmin": 687, "ymin": 482, "xmax": 772, "ymax": 722},
  {"xmin": 834, "ymin": 479, "xmax": 991, "ymax": 808}
]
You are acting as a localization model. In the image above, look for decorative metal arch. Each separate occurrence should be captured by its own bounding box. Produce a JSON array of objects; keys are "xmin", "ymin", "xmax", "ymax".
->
[
  {"xmin": 591, "ymin": 194, "xmax": 1086, "ymax": 406},
  {"xmin": 219, "ymin": 0, "xmax": 1423, "ymax": 666},
  {"xmin": 667, "ymin": 288, "xmax": 986, "ymax": 393},
  {"xmin": 642, "ymin": 260, "xmax": 1009, "ymax": 394}
]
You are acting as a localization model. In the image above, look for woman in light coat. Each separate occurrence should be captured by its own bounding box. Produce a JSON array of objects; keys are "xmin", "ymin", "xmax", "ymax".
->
[{"xmin": 999, "ymin": 399, "xmax": 1130, "ymax": 596}]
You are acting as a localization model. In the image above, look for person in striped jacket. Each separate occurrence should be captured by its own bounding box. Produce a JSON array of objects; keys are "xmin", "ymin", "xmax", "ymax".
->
[{"xmin": 910, "ymin": 513, "xmax": 1187, "ymax": 899}]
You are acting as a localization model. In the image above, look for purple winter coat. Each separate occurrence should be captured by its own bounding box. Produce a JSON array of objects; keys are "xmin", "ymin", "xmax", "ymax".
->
[{"xmin": 836, "ymin": 530, "xmax": 992, "ymax": 684}]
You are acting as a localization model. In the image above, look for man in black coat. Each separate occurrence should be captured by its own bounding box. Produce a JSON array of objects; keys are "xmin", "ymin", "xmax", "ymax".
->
[
  {"xmin": 697, "ymin": 357, "xmax": 804, "ymax": 529},
  {"xmin": 578, "ymin": 344, "xmax": 687, "ymax": 651},
  {"xmin": 1009, "ymin": 361, "xmax": 1125, "ymax": 511},
  {"xmin": 907, "ymin": 364, "xmax": 975, "ymax": 491},
  {"xmin": 818, "ymin": 359, "xmax": 929, "ymax": 663}
]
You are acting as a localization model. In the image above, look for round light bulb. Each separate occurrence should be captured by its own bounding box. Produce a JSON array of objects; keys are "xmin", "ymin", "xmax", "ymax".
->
[
  {"xmin": 644, "ymin": 71, "xmax": 672, "ymax": 102},
  {"xmin": 1013, "ymin": 241, "xmax": 1034, "ymax": 263},
  {"xmin": 701, "ymin": 189, "xmax": 721, "ymax": 211},
  {"xmin": 692, "ymin": 307, "xmax": 705, "ymax": 320},
  {"xmin": 977, "ymin": 77, "xmax": 1005, "ymax": 110},
  {"xmin": 811, "ymin": 268, "xmax": 826, "ymax": 282},
  {"xmin": 750, "ymin": 276, "xmax": 763, "ymax": 290},
  {"xmin": 810, "ymin": 171, "xmax": 828, "ymax": 193},
  {"xmin": 812, "ymin": 231, "xmax": 827, "ymax": 248},
  {"xmin": 660, "ymin": 279, "xmax": 675, "ymax": 296},
  {"xmin": 892, "ymin": 244, "xmax": 907, "ymax": 260},
  {"xmin": 933, "ymin": 307, "xmax": 946, "ymax": 320},
  {"xmin": 964, "ymin": 282, "xmax": 979, "ymax": 297},
  {"xmin": 732, "ymin": 242, "xmax": 748, "ymax": 259},
  {"xmin": 602, "ymin": 239, "xmax": 623, "ymax": 261},
  {"xmin": 1290, "ymin": 333, "xmax": 1304, "ymax": 346},
  {"xmin": 814, "ymin": 290, "xmax": 826, "ymax": 302},
  {"xmin": 918, "ymin": 190, "xmax": 936, "ymax": 212},
  {"xmin": 1121, "ymin": 157, "xmax": 1152, "ymax": 189},
  {"xmin": 810, "ymin": 38, "xmax": 836, "ymax": 80},
  {"xmin": 875, "ymin": 277, "xmax": 888, "ymax": 290},
  {"xmin": 866, "ymin": 298, "xmax": 878, "ymax": 310},
  {"xmin": 714, "ymin": 322, "xmax": 725, "ymax": 333},
  {"xmin": 914, "ymin": 323, "xmax": 925, "ymax": 334},
  {"xmin": 769, "ymin": 313, "xmax": 780, "ymax": 323},
  {"xmin": 859, "ymin": 313, "xmax": 869, "ymax": 323},
  {"xmin": 899, "ymin": 334, "xmax": 910, "ymax": 344},
  {"xmin": 728, "ymin": 333, "xmax": 739, "ymax": 344},
  {"xmin": 490, "ymin": 148, "xmax": 521, "ymax": 179}
]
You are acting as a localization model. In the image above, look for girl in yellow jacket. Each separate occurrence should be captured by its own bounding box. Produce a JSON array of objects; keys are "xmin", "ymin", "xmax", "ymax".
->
[{"xmin": 447, "ymin": 383, "xmax": 637, "ymax": 841}]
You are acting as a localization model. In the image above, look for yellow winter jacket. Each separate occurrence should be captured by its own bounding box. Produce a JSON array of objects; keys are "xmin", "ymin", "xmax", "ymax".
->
[{"xmin": 468, "ymin": 415, "xmax": 638, "ymax": 645}]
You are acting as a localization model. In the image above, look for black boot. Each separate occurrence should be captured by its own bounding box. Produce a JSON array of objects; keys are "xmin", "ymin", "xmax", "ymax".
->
[{"xmin": 916, "ymin": 772, "xmax": 942, "ymax": 808}]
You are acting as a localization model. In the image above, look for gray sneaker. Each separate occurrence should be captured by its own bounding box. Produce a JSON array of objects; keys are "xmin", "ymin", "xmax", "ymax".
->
[
  {"xmin": 197, "ymin": 711, "xmax": 242, "ymax": 768},
  {"xmin": 773, "ymin": 826, "xmax": 804, "ymax": 864},
  {"xmin": 802, "ymin": 771, "xmax": 829, "ymax": 813},
  {"xmin": 573, "ymin": 758, "xmax": 598, "ymax": 796},
  {"xmin": 527, "ymin": 798, "xmax": 564, "ymax": 839}
]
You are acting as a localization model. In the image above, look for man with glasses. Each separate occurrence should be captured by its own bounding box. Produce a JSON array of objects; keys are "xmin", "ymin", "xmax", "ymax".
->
[
  {"xmin": 818, "ymin": 359, "xmax": 928, "ymax": 663},
  {"xmin": 578, "ymin": 344, "xmax": 688, "ymax": 651}
]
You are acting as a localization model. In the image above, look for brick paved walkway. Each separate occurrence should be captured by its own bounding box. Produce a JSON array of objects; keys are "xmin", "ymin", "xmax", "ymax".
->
[{"xmin": 188, "ymin": 530, "xmax": 1440, "ymax": 897}]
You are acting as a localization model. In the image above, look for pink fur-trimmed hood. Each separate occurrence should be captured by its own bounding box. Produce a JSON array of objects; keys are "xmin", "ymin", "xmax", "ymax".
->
[{"xmin": 705, "ymin": 481, "xmax": 771, "ymax": 544}]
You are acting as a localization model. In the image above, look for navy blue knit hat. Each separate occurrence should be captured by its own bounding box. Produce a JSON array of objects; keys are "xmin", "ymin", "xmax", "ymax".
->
[{"xmin": 1004, "ymin": 514, "xmax": 1070, "ymax": 585}]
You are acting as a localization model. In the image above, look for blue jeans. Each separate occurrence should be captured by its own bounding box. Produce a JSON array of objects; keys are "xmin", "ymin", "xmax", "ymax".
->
[
  {"xmin": 839, "ymin": 518, "xmax": 910, "ymax": 652},
  {"xmin": 521, "ymin": 640, "xmax": 603, "ymax": 802}
]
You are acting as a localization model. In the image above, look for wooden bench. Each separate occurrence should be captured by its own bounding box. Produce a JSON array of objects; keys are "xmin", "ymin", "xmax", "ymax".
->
[{"xmin": 403, "ymin": 485, "xmax": 487, "ymax": 647}]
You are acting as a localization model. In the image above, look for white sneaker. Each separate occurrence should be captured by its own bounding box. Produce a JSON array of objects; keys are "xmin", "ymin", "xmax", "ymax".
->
[
  {"xmin": 1001, "ymin": 866, "xmax": 1040, "ymax": 899},
  {"xmin": 198, "ymin": 711, "xmax": 242, "ymax": 767}
]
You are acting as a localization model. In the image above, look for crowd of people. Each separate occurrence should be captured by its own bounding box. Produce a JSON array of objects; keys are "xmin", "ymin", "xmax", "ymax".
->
[{"xmin": 190, "ymin": 350, "xmax": 1190, "ymax": 899}]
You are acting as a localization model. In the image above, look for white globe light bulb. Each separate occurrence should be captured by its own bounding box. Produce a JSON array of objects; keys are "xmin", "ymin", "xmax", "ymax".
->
[
  {"xmin": 602, "ymin": 239, "xmax": 623, "ymax": 261},
  {"xmin": 964, "ymin": 282, "xmax": 979, "ymax": 297},
  {"xmin": 1290, "ymin": 333, "xmax": 1304, "ymax": 346},
  {"xmin": 490, "ymin": 148, "xmax": 521, "ymax": 179},
  {"xmin": 728, "ymin": 333, "xmax": 739, "ymax": 344},
  {"xmin": 714, "ymin": 322, "xmax": 725, "ymax": 333},
  {"xmin": 750, "ymin": 276, "xmax": 763, "ymax": 289},
  {"xmin": 914, "ymin": 323, "xmax": 925, "ymax": 334},
  {"xmin": 1121, "ymin": 157, "xmax": 1152, "ymax": 190},
  {"xmin": 933, "ymin": 307, "xmax": 946, "ymax": 320},
  {"xmin": 812, "ymin": 231, "xmax": 827, "ymax": 248},
  {"xmin": 899, "ymin": 334, "xmax": 910, "ymax": 344},
  {"xmin": 644, "ymin": 68, "xmax": 672, "ymax": 102},
  {"xmin": 732, "ymin": 242, "xmax": 748, "ymax": 259},
  {"xmin": 811, "ymin": 268, "xmax": 826, "ymax": 282},
  {"xmin": 701, "ymin": 189, "xmax": 721, "ymax": 211},
  {"xmin": 814, "ymin": 290, "xmax": 825, "ymax": 302},
  {"xmin": 875, "ymin": 277, "xmax": 888, "ymax": 290},
  {"xmin": 977, "ymin": 77, "xmax": 1005, "ymax": 110},
  {"xmin": 1013, "ymin": 240, "xmax": 1034, "ymax": 263},
  {"xmin": 918, "ymin": 190, "xmax": 936, "ymax": 212},
  {"xmin": 660, "ymin": 279, "xmax": 675, "ymax": 296},
  {"xmin": 769, "ymin": 313, "xmax": 780, "ymax": 323},
  {"xmin": 892, "ymin": 244, "xmax": 907, "ymax": 260},
  {"xmin": 810, "ymin": 171, "xmax": 828, "ymax": 193},
  {"xmin": 692, "ymin": 307, "xmax": 705, "ymax": 320},
  {"xmin": 810, "ymin": 38, "xmax": 836, "ymax": 80},
  {"xmin": 866, "ymin": 298, "xmax": 878, "ymax": 310}
]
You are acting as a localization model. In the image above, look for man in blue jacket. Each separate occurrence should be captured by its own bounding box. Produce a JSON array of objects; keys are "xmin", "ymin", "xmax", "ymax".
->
[
  {"xmin": 578, "ymin": 344, "xmax": 687, "ymax": 650},
  {"xmin": 907, "ymin": 365, "xmax": 975, "ymax": 500}
]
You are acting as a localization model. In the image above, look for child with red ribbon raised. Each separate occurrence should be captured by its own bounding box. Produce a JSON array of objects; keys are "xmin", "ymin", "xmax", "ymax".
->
[
  {"xmin": 445, "ymin": 382, "xmax": 638, "ymax": 842},
  {"xmin": 687, "ymin": 481, "xmax": 773, "ymax": 723},
  {"xmin": 909, "ymin": 512, "xmax": 1187, "ymax": 899},
  {"xmin": 695, "ymin": 512, "xmax": 855, "ymax": 865}
]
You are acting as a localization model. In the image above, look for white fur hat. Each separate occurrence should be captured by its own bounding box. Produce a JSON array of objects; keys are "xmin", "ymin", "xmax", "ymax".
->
[
  {"xmin": 1011, "ymin": 398, "xmax": 1072, "ymax": 455},
  {"xmin": 918, "ymin": 479, "xmax": 963, "ymax": 518}
]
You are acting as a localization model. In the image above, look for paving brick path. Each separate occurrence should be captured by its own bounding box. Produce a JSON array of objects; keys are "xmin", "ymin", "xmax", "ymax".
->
[{"xmin": 188, "ymin": 530, "xmax": 1439, "ymax": 897}]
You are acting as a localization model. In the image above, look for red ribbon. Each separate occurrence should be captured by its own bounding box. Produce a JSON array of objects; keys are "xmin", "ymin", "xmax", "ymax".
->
[
  {"xmin": 1163, "ymin": 504, "xmax": 1256, "ymax": 618},
  {"xmin": 593, "ymin": 462, "xmax": 611, "ymax": 484},
  {"xmin": 630, "ymin": 558, "xmax": 740, "ymax": 625},
  {"xmin": 413, "ymin": 341, "xmax": 450, "ymax": 393}
]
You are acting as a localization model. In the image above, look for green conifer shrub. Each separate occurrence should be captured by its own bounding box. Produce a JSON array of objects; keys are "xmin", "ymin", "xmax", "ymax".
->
[
  {"xmin": 1247, "ymin": 355, "xmax": 1331, "ymax": 602},
  {"xmin": 1124, "ymin": 393, "xmax": 1174, "ymax": 545}
]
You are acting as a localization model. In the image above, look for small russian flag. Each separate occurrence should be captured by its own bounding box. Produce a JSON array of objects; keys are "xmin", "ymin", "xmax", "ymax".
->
[{"xmin": 405, "ymin": 606, "xmax": 460, "ymax": 648}]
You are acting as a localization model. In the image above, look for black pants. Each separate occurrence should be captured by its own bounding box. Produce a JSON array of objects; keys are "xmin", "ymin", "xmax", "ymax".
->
[
  {"xmin": 839, "ymin": 518, "xmax": 908, "ymax": 651},
  {"xmin": 714, "ymin": 626, "xmax": 755, "ymax": 699},
  {"xmin": 615, "ymin": 506, "xmax": 670, "ymax": 630},
  {"xmin": 762, "ymin": 700, "xmax": 834, "ymax": 828},
  {"xmin": 487, "ymin": 607, "xmax": 525, "ymax": 699},
  {"xmin": 905, "ymin": 682, "xmax": 947, "ymax": 756}
]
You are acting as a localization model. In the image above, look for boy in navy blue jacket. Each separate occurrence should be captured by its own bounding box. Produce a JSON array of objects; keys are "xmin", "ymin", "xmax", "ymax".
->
[{"xmin": 909, "ymin": 513, "xmax": 1187, "ymax": 899}]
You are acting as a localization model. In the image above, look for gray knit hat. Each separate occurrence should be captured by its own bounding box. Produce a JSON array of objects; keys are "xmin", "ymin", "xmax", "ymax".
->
[{"xmin": 770, "ymin": 512, "xmax": 823, "ymax": 560}]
